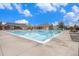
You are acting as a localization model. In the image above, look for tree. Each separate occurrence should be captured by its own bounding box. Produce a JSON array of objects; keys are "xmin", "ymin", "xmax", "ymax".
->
[
  {"xmin": 0, "ymin": 22, "xmax": 2, "ymax": 30},
  {"xmin": 0, "ymin": 22, "xmax": 2, "ymax": 25},
  {"xmin": 74, "ymin": 24, "xmax": 79, "ymax": 31},
  {"xmin": 58, "ymin": 21, "xmax": 65, "ymax": 29},
  {"xmin": 49, "ymin": 24, "xmax": 53, "ymax": 30}
]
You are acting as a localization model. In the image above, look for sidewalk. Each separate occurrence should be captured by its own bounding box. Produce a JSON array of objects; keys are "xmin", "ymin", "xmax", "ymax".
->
[
  {"xmin": 0, "ymin": 31, "xmax": 78, "ymax": 56},
  {"xmin": 70, "ymin": 31, "xmax": 79, "ymax": 55}
]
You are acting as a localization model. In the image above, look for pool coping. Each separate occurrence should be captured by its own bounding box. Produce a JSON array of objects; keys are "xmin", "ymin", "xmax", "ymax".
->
[{"xmin": 4, "ymin": 30, "xmax": 64, "ymax": 44}]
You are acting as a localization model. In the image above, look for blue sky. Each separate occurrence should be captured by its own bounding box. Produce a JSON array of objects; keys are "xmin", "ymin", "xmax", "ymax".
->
[{"xmin": 0, "ymin": 3, "xmax": 79, "ymax": 25}]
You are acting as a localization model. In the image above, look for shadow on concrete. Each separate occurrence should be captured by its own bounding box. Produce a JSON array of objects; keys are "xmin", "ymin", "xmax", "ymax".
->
[
  {"xmin": 70, "ymin": 32, "xmax": 79, "ymax": 42},
  {"xmin": 70, "ymin": 31, "xmax": 79, "ymax": 56}
]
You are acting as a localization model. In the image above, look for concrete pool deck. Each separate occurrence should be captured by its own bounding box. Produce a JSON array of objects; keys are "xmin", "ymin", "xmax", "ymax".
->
[{"xmin": 0, "ymin": 30, "xmax": 78, "ymax": 56}]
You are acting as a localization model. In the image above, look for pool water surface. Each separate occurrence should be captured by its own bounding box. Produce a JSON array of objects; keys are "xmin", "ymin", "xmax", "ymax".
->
[{"xmin": 8, "ymin": 30, "xmax": 63, "ymax": 44}]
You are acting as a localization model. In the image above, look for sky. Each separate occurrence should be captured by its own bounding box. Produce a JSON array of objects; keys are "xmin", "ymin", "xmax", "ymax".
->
[{"xmin": 0, "ymin": 3, "xmax": 79, "ymax": 26}]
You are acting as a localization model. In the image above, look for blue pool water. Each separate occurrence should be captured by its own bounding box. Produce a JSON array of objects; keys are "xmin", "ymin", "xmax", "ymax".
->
[{"xmin": 9, "ymin": 30, "xmax": 63, "ymax": 43}]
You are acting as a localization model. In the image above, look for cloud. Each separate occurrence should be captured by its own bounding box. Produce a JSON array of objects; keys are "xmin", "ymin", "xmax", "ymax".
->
[
  {"xmin": 52, "ymin": 3, "xmax": 67, "ymax": 14},
  {"xmin": 0, "ymin": 4, "xmax": 5, "ymax": 9},
  {"xmin": 64, "ymin": 5, "xmax": 79, "ymax": 23},
  {"xmin": 3, "ymin": 3, "xmax": 13, "ymax": 10},
  {"xmin": 60, "ymin": 8, "xmax": 66, "ymax": 14},
  {"xmin": 64, "ymin": 12, "xmax": 79, "ymax": 25},
  {"xmin": 23, "ymin": 9, "xmax": 32, "ymax": 16},
  {"xmin": 72, "ymin": 5, "xmax": 79, "ymax": 14},
  {"xmin": 52, "ymin": 3, "xmax": 68, "ymax": 8},
  {"xmin": 65, "ymin": 12, "xmax": 75, "ymax": 18},
  {"xmin": 36, "ymin": 3, "xmax": 57, "ymax": 12},
  {"xmin": 0, "ymin": 3, "xmax": 32, "ymax": 17},
  {"xmin": 68, "ymin": 22, "xmax": 75, "ymax": 27},
  {"xmin": 64, "ymin": 12, "xmax": 76, "ymax": 21},
  {"xmin": 52, "ymin": 21, "xmax": 58, "ymax": 26},
  {"xmin": 2, "ymin": 22, "xmax": 6, "ymax": 25},
  {"xmin": 36, "ymin": 3, "xmax": 68, "ymax": 13},
  {"xmin": 58, "ymin": 3, "xmax": 68, "ymax": 6},
  {"xmin": 13, "ymin": 3, "xmax": 32, "ymax": 17},
  {"xmin": 0, "ymin": 3, "xmax": 13, "ymax": 10},
  {"xmin": 13, "ymin": 4, "xmax": 23, "ymax": 13},
  {"xmin": 15, "ymin": 19, "xmax": 29, "ymax": 24}
]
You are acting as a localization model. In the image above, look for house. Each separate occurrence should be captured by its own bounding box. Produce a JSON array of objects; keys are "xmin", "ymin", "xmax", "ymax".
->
[
  {"xmin": 0, "ymin": 22, "xmax": 54, "ymax": 30},
  {"xmin": 30, "ymin": 24, "xmax": 53, "ymax": 30},
  {"xmin": 0, "ymin": 22, "xmax": 28, "ymax": 30}
]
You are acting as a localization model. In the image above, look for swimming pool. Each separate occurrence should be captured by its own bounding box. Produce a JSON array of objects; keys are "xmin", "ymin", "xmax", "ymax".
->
[{"xmin": 8, "ymin": 30, "xmax": 63, "ymax": 44}]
